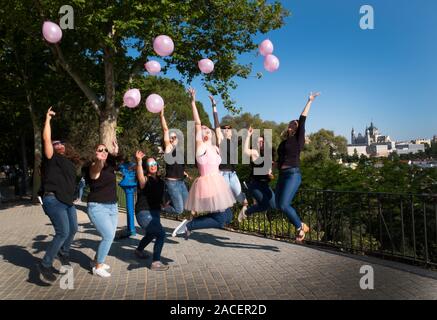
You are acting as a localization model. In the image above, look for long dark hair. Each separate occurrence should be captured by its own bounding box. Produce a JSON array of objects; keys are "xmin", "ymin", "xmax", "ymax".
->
[{"xmin": 63, "ymin": 143, "xmax": 82, "ymax": 167}]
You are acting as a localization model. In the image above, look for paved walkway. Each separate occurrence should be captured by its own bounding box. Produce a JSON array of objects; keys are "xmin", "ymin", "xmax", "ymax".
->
[{"xmin": 0, "ymin": 204, "xmax": 436, "ymax": 300}]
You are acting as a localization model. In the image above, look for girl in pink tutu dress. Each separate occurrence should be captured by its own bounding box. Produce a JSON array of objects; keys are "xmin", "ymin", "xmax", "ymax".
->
[{"xmin": 172, "ymin": 88, "xmax": 236, "ymax": 238}]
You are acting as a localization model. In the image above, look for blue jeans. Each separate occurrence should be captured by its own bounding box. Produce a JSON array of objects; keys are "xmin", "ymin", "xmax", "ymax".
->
[
  {"xmin": 187, "ymin": 208, "xmax": 233, "ymax": 231},
  {"xmin": 220, "ymin": 171, "xmax": 246, "ymax": 204},
  {"xmin": 41, "ymin": 195, "xmax": 78, "ymax": 268},
  {"xmin": 246, "ymin": 180, "xmax": 276, "ymax": 216},
  {"xmin": 87, "ymin": 202, "xmax": 118, "ymax": 264},
  {"xmin": 162, "ymin": 180, "xmax": 188, "ymax": 215},
  {"xmin": 275, "ymin": 168, "xmax": 302, "ymax": 228},
  {"xmin": 136, "ymin": 210, "xmax": 166, "ymax": 262}
]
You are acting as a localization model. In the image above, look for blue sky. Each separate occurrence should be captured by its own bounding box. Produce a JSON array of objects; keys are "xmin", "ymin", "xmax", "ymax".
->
[{"xmin": 136, "ymin": 0, "xmax": 437, "ymax": 142}]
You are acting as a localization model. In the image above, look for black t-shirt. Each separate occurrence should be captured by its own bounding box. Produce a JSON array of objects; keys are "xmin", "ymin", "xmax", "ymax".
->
[
  {"xmin": 135, "ymin": 175, "xmax": 165, "ymax": 212},
  {"xmin": 219, "ymin": 138, "xmax": 237, "ymax": 171},
  {"xmin": 250, "ymin": 149, "xmax": 274, "ymax": 182},
  {"xmin": 165, "ymin": 148, "xmax": 185, "ymax": 179},
  {"xmin": 86, "ymin": 155, "xmax": 118, "ymax": 203},
  {"xmin": 42, "ymin": 153, "xmax": 77, "ymax": 206},
  {"xmin": 277, "ymin": 115, "xmax": 306, "ymax": 168}
]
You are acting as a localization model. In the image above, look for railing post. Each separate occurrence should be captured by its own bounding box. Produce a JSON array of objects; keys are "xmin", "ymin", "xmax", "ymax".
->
[
  {"xmin": 400, "ymin": 198, "xmax": 406, "ymax": 257},
  {"xmin": 411, "ymin": 194, "xmax": 417, "ymax": 261},
  {"xmin": 423, "ymin": 201, "xmax": 429, "ymax": 264}
]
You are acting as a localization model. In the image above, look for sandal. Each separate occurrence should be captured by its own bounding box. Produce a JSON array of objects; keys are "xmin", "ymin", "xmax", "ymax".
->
[
  {"xmin": 151, "ymin": 261, "xmax": 169, "ymax": 271},
  {"xmin": 296, "ymin": 223, "xmax": 309, "ymax": 243}
]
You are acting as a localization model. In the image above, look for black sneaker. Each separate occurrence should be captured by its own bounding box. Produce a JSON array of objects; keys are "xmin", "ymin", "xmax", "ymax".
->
[
  {"xmin": 57, "ymin": 252, "xmax": 71, "ymax": 266},
  {"xmin": 37, "ymin": 262, "xmax": 57, "ymax": 283}
]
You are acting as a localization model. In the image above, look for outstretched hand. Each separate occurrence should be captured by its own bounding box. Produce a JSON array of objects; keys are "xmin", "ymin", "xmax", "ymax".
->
[
  {"xmin": 188, "ymin": 87, "xmax": 196, "ymax": 101},
  {"xmin": 112, "ymin": 139, "xmax": 119, "ymax": 155},
  {"xmin": 248, "ymin": 126, "xmax": 254, "ymax": 136},
  {"xmin": 309, "ymin": 92, "xmax": 321, "ymax": 101},
  {"xmin": 135, "ymin": 150, "xmax": 145, "ymax": 162},
  {"xmin": 46, "ymin": 107, "xmax": 55, "ymax": 121},
  {"xmin": 208, "ymin": 95, "xmax": 216, "ymax": 106}
]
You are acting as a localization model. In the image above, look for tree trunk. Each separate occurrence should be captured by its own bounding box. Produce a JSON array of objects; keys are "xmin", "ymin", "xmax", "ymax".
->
[
  {"xmin": 101, "ymin": 45, "xmax": 118, "ymax": 151},
  {"xmin": 100, "ymin": 112, "xmax": 117, "ymax": 151},
  {"xmin": 20, "ymin": 134, "xmax": 28, "ymax": 196},
  {"xmin": 31, "ymin": 113, "xmax": 42, "ymax": 202}
]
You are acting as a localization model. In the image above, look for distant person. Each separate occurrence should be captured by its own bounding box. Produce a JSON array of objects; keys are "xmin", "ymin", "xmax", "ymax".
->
[
  {"xmin": 37, "ymin": 107, "xmax": 81, "ymax": 283},
  {"xmin": 74, "ymin": 175, "xmax": 86, "ymax": 204},
  {"xmin": 275, "ymin": 92, "xmax": 320, "ymax": 242}
]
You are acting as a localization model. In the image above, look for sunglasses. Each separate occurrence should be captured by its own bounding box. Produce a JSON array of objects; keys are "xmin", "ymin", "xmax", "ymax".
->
[
  {"xmin": 170, "ymin": 136, "xmax": 177, "ymax": 139},
  {"xmin": 147, "ymin": 162, "xmax": 158, "ymax": 167},
  {"xmin": 97, "ymin": 148, "xmax": 109, "ymax": 153}
]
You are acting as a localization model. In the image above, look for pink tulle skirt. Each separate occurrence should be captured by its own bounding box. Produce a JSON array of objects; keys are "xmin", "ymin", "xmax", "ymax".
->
[{"xmin": 185, "ymin": 173, "xmax": 236, "ymax": 213}]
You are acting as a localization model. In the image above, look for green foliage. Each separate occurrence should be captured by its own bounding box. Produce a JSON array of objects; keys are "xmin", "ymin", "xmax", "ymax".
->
[
  {"xmin": 7, "ymin": 0, "xmax": 288, "ymax": 113},
  {"xmin": 301, "ymin": 129, "xmax": 348, "ymax": 164}
]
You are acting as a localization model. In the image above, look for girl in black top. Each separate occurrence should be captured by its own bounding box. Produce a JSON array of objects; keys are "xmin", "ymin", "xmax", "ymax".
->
[
  {"xmin": 134, "ymin": 151, "xmax": 168, "ymax": 271},
  {"xmin": 86, "ymin": 141, "xmax": 120, "ymax": 278},
  {"xmin": 38, "ymin": 107, "xmax": 81, "ymax": 283},
  {"xmin": 238, "ymin": 127, "xmax": 276, "ymax": 222},
  {"xmin": 160, "ymin": 107, "xmax": 189, "ymax": 215},
  {"xmin": 276, "ymin": 92, "xmax": 320, "ymax": 242}
]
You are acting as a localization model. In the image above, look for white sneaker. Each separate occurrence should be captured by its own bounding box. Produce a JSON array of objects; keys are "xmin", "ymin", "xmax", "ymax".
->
[
  {"xmin": 92, "ymin": 266, "xmax": 111, "ymax": 278},
  {"xmin": 172, "ymin": 219, "xmax": 188, "ymax": 237},
  {"xmin": 238, "ymin": 206, "xmax": 248, "ymax": 223},
  {"xmin": 89, "ymin": 261, "xmax": 110, "ymax": 270}
]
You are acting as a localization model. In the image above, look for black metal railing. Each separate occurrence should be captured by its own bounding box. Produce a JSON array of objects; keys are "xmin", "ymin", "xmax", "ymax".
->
[
  {"xmin": 116, "ymin": 185, "xmax": 437, "ymax": 268},
  {"xmin": 233, "ymin": 190, "xmax": 437, "ymax": 268}
]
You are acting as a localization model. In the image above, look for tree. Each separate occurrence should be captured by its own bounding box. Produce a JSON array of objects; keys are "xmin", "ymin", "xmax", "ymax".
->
[
  {"xmin": 301, "ymin": 129, "xmax": 348, "ymax": 164},
  {"xmin": 11, "ymin": 0, "xmax": 289, "ymax": 151},
  {"xmin": 220, "ymin": 112, "xmax": 287, "ymax": 148},
  {"xmin": 0, "ymin": 1, "xmax": 90, "ymax": 200}
]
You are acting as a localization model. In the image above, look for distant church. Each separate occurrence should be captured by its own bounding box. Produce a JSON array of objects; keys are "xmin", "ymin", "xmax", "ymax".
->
[{"xmin": 348, "ymin": 122, "xmax": 394, "ymax": 157}]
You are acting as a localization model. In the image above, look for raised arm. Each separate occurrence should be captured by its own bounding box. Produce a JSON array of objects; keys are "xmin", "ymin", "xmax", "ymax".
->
[
  {"xmin": 110, "ymin": 139, "xmax": 119, "ymax": 157},
  {"xmin": 160, "ymin": 107, "xmax": 172, "ymax": 153},
  {"xmin": 243, "ymin": 126, "xmax": 259, "ymax": 160},
  {"xmin": 89, "ymin": 153, "xmax": 106, "ymax": 180},
  {"xmin": 210, "ymin": 95, "xmax": 223, "ymax": 146},
  {"xmin": 188, "ymin": 87, "xmax": 206, "ymax": 156},
  {"xmin": 301, "ymin": 92, "xmax": 320, "ymax": 117},
  {"xmin": 42, "ymin": 107, "xmax": 55, "ymax": 159},
  {"xmin": 135, "ymin": 150, "xmax": 147, "ymax": 189}
]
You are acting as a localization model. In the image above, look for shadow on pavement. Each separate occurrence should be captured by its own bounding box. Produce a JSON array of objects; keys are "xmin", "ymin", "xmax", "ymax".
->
[
  {"xmin": 163, "ymin": 226, "xmax": 281, "ymax": 252},
  {"xmin": 0, "ymin": 245, "xmax": 51, "ymax": 287}
]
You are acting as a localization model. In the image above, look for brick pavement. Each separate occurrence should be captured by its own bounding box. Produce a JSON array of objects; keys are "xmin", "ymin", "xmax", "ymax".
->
[{"xmin": 0, "ymin": 204, "xmax": 436, "ymax": 300}]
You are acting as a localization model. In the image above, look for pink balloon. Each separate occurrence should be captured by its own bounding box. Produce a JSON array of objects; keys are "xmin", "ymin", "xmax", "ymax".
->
[
  {"xmin": 153, "ymin": 35, "xmax": 174, "ymax": 57},
  {"xmin": 264, "ymin": 54, "xmax": 280, "ymax": 72},
  {"xmin": 259, "ymin": 39, "xmax": 274, "ymax": 56},
  {"xmin": 42, "ymin": 21, "xmax": 63, "ymax": 44},
  {"xmin": 146, "ymin": 94, "xmax": 164, "ymax": 113},
  {"xmin": 198, "ymin": 58, "xmax": 214, "ymax": 74},
  {"xmin": 144, "ymin": 60, "xmax": 161, "ymax": 75},
  {"xmin": 123, "ymin": 89, "xmax": 141, "ymax": 108}
]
